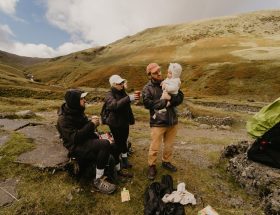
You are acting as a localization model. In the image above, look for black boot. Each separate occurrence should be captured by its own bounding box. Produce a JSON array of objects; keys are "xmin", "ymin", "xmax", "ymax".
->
[{"xmin": 121, "ymin": 157, "xmax": 132, "ymax": 169}]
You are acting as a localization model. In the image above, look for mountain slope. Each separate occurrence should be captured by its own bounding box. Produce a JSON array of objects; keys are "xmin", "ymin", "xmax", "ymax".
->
[
  {"xmin": 6, "ymin": 10, "xmax": 280, "ymax": 101},
  {"xmin": 0, "ymin": 51, "xmax": 62, "ymax": 99},
  {"xmin": 0, "ymin": 50, "xmax": 47, "ymax": 68}
]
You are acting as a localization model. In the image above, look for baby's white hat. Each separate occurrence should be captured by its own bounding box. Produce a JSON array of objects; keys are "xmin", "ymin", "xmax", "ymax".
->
[{"xmin": 168, "ymin": 63, "xmax": 182, "ymax": 78}]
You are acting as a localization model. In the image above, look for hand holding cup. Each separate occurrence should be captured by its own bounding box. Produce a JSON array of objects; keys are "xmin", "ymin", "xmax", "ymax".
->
[
  {"xmin": 91, "ymin": 115, "xmax": 100, "ymax": 126},
  {"xmin": 134, "ymin": 90, "xmax": 141, "ymax": 101}
]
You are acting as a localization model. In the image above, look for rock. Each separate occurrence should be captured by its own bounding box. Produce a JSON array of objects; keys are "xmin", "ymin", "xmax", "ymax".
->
[
  {"xmin": 179, "ymin": 107, "xmax": 193, "ymax": 119},
  {"xmin": 15, "ymin": 110, "xmax": 36, "ymax": 118},
  {"xmin": 221, "ymin": 141, "xmax": 249, "ymax": 158},
  {"xmin": 0, "ymin": 118, "xmax": 31, "ymax": 131},
  {"xmin": 199, "ymin": 124, "xmax": 212, "ymax": 129},
  {"xmin": 16, "ymin": 124, "xmax": 68, "ymax": 168},
  {"xmin": 194, "ymin": 116, "xmax": 234, "ymax": 126},
  {"xmin": 0, "ymin": 178, "xmax": 19, "ymax": 207},
  {"xmin": 222, "ymin": 141, "xmax": 280, "ymax": 214},
  {"xmin": 228, "ymin": 196, "xmax": 244, "ymax": 208},
  {"xmin": 219, "ymin": 125, "xmax": 231, "ymax": 130}
]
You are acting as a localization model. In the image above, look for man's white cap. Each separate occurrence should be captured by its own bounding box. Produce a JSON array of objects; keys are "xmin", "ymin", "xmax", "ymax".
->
[
  {"xmin": 168, "ymin": 63, "xmax": 182, "ymax": 79},
  {"xmin": 109, "ymin": 75, "xmax": 126, "ymax": 86},
  {"xmin": 80, "ymin": 92, "xmax": 88, "ymax": 98}
]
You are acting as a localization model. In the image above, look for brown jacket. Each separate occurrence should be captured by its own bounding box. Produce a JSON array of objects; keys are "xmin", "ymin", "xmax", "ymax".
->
[{"xmin": 142, "ymin": 80, "xmax": 184, "ymax": 127}]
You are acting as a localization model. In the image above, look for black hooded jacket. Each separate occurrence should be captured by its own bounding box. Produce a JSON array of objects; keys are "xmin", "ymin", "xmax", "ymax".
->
[{"xmin": 57, "ymin": 89, "xmax": 98, "ymax": 151}]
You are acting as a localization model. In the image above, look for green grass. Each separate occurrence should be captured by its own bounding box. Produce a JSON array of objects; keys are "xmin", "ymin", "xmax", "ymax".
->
[
  {"xmin": 0, "ymin": 133, "xmax": 35, "ymax": 159},
  {"xmin": 0, "ymin": 97, "xmax": 62, "ymax": 113}
]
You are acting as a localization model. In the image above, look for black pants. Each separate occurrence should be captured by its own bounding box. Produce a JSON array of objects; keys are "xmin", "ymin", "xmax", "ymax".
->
[
  {"xmin": 73, "ymin": 138, "xmax": 119, "ymax": 169},
  {"xmin": 109, "ymin": 125, "xmax": 129, "ymax": 157}
]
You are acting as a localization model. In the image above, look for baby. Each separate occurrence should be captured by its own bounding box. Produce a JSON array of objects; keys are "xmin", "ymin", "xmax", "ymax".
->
[
  {"xmin": 153, "ymin": 63, "xmax": 182, "ymax": 118},
  {"xmin": 161, "ymin": 63, "xmax": 182, "ymax": 97}
]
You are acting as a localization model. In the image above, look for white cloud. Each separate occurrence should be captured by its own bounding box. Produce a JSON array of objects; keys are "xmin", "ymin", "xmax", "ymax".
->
[
  {"xmin": 0, "ymin": 24, "xmax": 14, "ymax": 50},
  {"xmin": 5, "ymin": 41, "xmax": 93, "ymax": 58},
  {"xmin": 0, "ymin": 23, "xmax": 92, "ymax": 58},
  {"xmin": 0, "ymin": 24, "xmax": 14, "ymax": 37},
  {"xmin": 45, "ymin": 0, "xmax": 194, "ymax": 45},
  {"xmin": 45, "ymin": 0, "xmax": 280, "ymax": 46},
  {"xmin": 0, "ymin": 0, "xmax": 19, "ymax": 15},
  {"xmin": 55, "ymin": 42, "xmax": 93, "ymax": 56}
]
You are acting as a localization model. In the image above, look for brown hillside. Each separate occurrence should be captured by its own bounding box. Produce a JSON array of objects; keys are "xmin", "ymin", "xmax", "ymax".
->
[
  {"xmin": 0, "ymin": 50, "xmax": 63, "ymax": 99},
  {"xmin": 0, "ymin": 50, "xmax": 47, "ymax": 68},
  {"xmin": 4, "ymin": 10, "xmax": 280, "ymax": 102}
]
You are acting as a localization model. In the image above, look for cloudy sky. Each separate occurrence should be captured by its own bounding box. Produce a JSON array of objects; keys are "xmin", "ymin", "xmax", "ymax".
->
[{"xmin": 0, "ymin": 0, "xmax": 279, "ymax": 58}]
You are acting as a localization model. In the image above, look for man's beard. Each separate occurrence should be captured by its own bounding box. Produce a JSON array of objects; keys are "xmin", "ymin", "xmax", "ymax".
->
[{"xmin": 152, "ymin": 77, "xmax": 163, "ymax": 83}]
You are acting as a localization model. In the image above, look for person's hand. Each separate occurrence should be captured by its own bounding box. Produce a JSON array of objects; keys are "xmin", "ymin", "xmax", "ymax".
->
[
  {"xmin": 161, "ymin": 83, "xmax": 167, "ymax": 90},
  {"xmin": 161, "ymin": 91, "xmax": 171, "ymax": 100},
  {"xmin": 91, "ymin": 115, "xmax": 100, "ymax": 126}
]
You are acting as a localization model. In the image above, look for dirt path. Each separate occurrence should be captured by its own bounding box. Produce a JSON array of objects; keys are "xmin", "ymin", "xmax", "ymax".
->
[{"xmin": 133, "ymin": 120, "xmax": 250, "ymax": 168}]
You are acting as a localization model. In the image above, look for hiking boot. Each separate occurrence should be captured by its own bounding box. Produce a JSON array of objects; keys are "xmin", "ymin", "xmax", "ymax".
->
[
  {"xmin": 162, "ymin": 162, "xmax": 177, "ymax": 172},
  {"xmin": 93, "ymin": 176, "xmax": 117, "ymax": 194},
  {"xmin": 117, "ymin": 169, "xmax": 133, "ymax": 178},
  {"xmin": 121, "ymin": 157, "xmax": 133, "ymax": 169},
  {"xmin": 147, "ymin": 165, "xmax": 157, "ymax": 180}
]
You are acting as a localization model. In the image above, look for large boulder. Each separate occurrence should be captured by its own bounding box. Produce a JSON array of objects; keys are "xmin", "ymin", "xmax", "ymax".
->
[{"xmin": 222, "ymin": 141, "xmax": 280, "ymax": 214}]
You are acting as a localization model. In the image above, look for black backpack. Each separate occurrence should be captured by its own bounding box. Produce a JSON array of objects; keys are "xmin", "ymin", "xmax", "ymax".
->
[
  {"xmin": 247, "ymin": 122, "xmax": 280, "ymax": 168},
  {"xmin": 100, "ymin": 102, "xmax": 110, "ymax": 125},
  {"xmin": 144, "ymin": 182, "xmax": 165, "ymax": 215},
  {"xmin": 144, "ymin": 175, "xmax": 185, "ymax": 215}
]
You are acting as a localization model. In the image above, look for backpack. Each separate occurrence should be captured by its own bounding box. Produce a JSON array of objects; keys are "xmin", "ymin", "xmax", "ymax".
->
[
  {"xmin": 144, "ymin": 175, "xmax": 185, "ymax": 215},
  {"xmin": 100, "ymin": 102, "xmax": 110, "ymax": 125},
  {"xmin": 247, "ymin": 122, "xmax": 280, "ymax": 168},
  {"xmin": 144, "ymin": 182, "xmax": 165, "ymax": 215}
]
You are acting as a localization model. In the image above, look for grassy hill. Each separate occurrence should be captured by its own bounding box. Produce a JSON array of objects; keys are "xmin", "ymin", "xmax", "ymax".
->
[
  {"xmin": 0, "ymin": 51, "xmax": 64, "ymax": 99},
  {"xmin": 2, "ymin": 10, "xmax": 280, "ymax": 102},
  {"xmin": 0, "ymin": 50, "xmax": 47, "ymax": 68}
]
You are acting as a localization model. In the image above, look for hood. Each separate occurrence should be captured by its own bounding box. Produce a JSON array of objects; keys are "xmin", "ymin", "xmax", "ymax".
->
[
  {"xmin": 168, "ymin": 63, "xmax": 182, "ymax": 79},
  {"xmin": 64, "ymin": 89, "xmax": 84, "ymax": 111}
]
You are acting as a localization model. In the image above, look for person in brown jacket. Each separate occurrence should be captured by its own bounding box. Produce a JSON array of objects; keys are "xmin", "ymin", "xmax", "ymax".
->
[{"xmin": 142, "ymin": 63, "xmax": 184, "ymax": 180}]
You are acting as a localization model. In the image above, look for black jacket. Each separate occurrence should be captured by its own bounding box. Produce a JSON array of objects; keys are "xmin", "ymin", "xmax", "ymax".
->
[
  {"xmin": 103, "ymin": 87, "xmax": 135, "ymax": 127},
  {"xmin": 57, "ymin": 90, "xmax": 98, "ymax": 151},
  {"xmin": 142, "ymin": 79, "xmax": 184, "ymax": 127}
]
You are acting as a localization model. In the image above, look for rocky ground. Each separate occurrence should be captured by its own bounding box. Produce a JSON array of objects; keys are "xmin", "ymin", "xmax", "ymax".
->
[{"xmin": 222, "ymin": 142, "xmax": 280, "ymax": 215}]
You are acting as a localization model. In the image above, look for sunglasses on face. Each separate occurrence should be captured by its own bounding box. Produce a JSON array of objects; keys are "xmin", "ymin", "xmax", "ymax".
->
[{"xmin": 116, "ymin": 82, "xmax": 125, "ymax": 85}]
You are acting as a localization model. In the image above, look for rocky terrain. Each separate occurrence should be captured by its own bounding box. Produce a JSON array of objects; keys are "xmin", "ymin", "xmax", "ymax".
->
[{"xmin": 223, "ymin": 142, "xmax": 280, "ymax": 214}]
